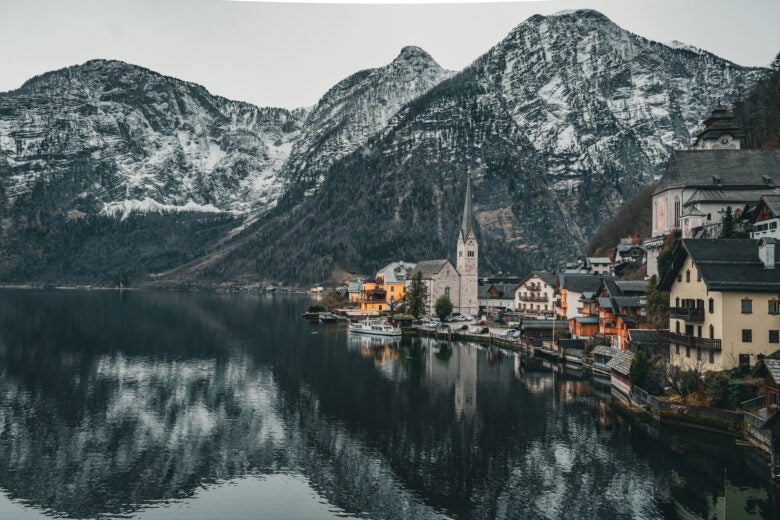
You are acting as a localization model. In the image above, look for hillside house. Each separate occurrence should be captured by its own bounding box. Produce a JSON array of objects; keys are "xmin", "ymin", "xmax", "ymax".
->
[
  {"xmin": 644, "ymin": 102, "xmax": 780, "ymax": 276},
  {"xmin": 659, "ymin": 238, "xmax": 780, "ymax": 371}
]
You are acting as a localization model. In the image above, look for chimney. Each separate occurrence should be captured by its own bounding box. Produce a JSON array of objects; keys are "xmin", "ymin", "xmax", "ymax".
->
[{"xmin": 759, "ymin": 238, "xmax": 776, "ymax": 269}]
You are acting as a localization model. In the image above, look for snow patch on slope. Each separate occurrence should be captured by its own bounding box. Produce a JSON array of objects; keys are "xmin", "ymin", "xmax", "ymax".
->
[{"xmin": 100, "ymin": 198, "xmax": 226, "ymax": 221}]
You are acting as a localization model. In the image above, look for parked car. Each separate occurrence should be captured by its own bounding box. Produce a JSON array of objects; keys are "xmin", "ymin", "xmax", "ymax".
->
[
  {"xmin": 469, "ymin": 326, "xmax": 489, "ymax": 334},
  {"xmin": 458, "ymin": 324, "xmax": 469, "ymax": 331}
]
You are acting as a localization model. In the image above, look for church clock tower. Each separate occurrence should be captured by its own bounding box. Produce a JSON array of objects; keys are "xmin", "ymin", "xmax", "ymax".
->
[{"xmin": 456, "ymin": 169, "xmax": 479, "ymax": 315}]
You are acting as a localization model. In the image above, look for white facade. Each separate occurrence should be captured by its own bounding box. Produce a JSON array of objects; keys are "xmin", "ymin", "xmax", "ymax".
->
[{"xmin": 514, "ymin": 274, "xmax": 556, "ymax": 314}]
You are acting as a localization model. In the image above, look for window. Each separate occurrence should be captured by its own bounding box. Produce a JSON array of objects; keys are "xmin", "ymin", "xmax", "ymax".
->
[
  {"xmin": 709, "ymin": 350, "xmax": 715, "ymax": 364},
  {"xmin": 697, "ymin": 271, "xmax": 702, "ymax": 282},
  {"xmin": 674, "ymin": 197, "xmax": 681, "ymax": 229},
  {"xmin": 770, "ymin": 300, "xmax": 780, "ymax": 315},
  {"xmin": 444, "ymin": 287, "xmax": 450, "ymax": 298},
  {"xmin": 675, "ymin": 344, "xmax": 680, "ymax": 355},
  {"xmin": 686, "ymin": 270, "xmax": 690, "ymax": 283},
  {"xmin": 770, "ymin": 330, "xmax": 779, "ymax": 344},
  {"xmin": 677, "ymin": 274, "xmax": 682, "ymax": 283},
  {"xmin": 686, "ymin": 346, "xmax": 690, "ymax": 358},
  {"xmin": 467, "ymin": 251, "xmax": 475, "ymax": 257},
  {"xmin": 676, "ymin": 321, "xmax": 681, "ymax": 333},
  {"xmin": 697, "ymin": 326, "xmax": 702, "ymax": 338},
  {"xmin": 709, "ymin": 298, "xmax": 714, "ymax": 314},
  {"xmin": 742, "ymin": 329, "xmax": 752, "ymax": 342},
  {"xmin": 390, "ymin": 286, "xmax": 394, "ymax": 292},
  {"xmin": 697, "ymin": 348, "xmax": 702, "ymax": 361},
  {"xmin": 741, "ymin": 299, "xmax": 752, "ymax": 314},
  {"xmin": 459, "ymin": 251, "xmax": 462, "ymax": 257},
  {"xmin": 709, "ymin": 324, "xmax": 714, "ymax": 339}
]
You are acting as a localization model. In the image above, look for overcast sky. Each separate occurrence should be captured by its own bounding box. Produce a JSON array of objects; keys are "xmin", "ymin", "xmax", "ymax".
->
[{"xmin": 1, "ymin": 0, "xmax": 778, "ymax": 109}]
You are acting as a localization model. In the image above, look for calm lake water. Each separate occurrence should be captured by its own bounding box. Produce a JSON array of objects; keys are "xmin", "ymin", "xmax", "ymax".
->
[{"xmin": 0, "ymin": 290, "xmax": 777, "ymax": 519}]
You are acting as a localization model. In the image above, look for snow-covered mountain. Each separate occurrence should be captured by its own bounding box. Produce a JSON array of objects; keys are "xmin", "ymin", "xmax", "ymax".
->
[
  {"xmin": 281, "ymin": 46, "xmax": 454, "ymax": 199},
  {"xmin": 209, "ymin": 9, "xmax": 767, "ymax": 283},
  {"xmin": 0, "ymin": 10, "xmax": 771, "ymax": 285},
  {"xmin": 0, "ymin": 59, "xmax": 306, "ymax": 219}
]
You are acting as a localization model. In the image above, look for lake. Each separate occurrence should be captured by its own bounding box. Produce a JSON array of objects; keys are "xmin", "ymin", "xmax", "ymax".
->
[{"xmin": 0, "ymin": 290, "xmax": 776, "ymax": 519}]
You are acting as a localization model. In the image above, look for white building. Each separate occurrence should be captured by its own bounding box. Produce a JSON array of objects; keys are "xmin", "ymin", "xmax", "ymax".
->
[
  {"xmin": 514, "ymin": 272, "xmax": 557, "ymax": 315},
  {"xmin": 645, "ymin": 102, "xmax": 780, "ymax": 277}
]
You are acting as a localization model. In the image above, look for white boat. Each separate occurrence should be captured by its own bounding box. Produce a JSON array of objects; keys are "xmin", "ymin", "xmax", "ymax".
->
[{"xmin": 348, "ymin": 320, "xmax": 402, "ymax": 337}]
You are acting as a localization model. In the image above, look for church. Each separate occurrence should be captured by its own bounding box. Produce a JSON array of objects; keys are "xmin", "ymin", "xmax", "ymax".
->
[
  {"xmin": 414, "ymin": 171, "xmax": 479, "ymax": 316},
  {"xmin": 645, "ymin": 102, "xmax": 780, "ymax": 277}
]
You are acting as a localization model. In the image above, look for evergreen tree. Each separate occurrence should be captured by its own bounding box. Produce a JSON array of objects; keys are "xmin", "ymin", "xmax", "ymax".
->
[
  {"xmin": 720, "ymin": 206, "xmax": 735, "ymax": 238},
  {"xmin": 629, "ymin": 351, "xmax": 652, "ymax": 389},
  {"xmin": 435, "ymin": 295, "xmax": 453, "ymax": 322},
  {"xmin": 407, "ymin": 272, "xmax": 428, "ymax": 320},
  {"xmin": 645, "ymin": 275, "xmax": 670, "ymax": 329}
]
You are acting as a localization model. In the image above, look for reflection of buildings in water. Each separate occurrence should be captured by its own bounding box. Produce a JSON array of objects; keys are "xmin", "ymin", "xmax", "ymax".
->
[
  {"xmin": 454, "ymin": 344, "xmax": 477, "ymax": 420},
  {"xmin": 557, "ymin": 380, "xmax": 595, "ymax": 403},
  {"xmin": 521, "ymin": 372, "xmax": 555, "ymax": 395},
  {"xmin": 597, "ymin": 400, "xmax": 617, "ymax": 430}
]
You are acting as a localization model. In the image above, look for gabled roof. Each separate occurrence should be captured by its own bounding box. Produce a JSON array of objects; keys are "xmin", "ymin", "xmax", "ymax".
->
[
  {"xmin": 414, "ymin": 259, "xmax": 451, "ymax": 279},
  {"xmin": 478, "ymin": 283, "xmax": 515, "ymax": 300},
  {"xmin": 377, "ymin": 261, "xmax": 417, "ymax": 283},
  {"xmin": 592, "ymin": 345, "xmax": 620, "ymax": 358},
  {"xmin": 614, "ymin": 281, "xmax": 648, "ymax": 296},
  {"xmin": 607, "ymin": 350, "xmax": 635, "ymax": 376},
  {"xmin": 758, "ymin": 194, "xmax": 780, "ymax": 219},
  {"xmin": 515, "ymin": 271, "xmax": 557, "ymax": 291},
  {"xmin": 659, "ymin": 239, "xmax": 780, "ymax": 292},
  {"xmin": 574, "ymin": 316, "xmax": 599, "ymax": 324},
  {"xmin": 655, "ymin": 149, "xmax": 780, "ymax": 194},
  {"xmin": 558, "ymin": 273, "xmax": 604, "ymax": 294},
  {"xmin": 613, "ymin": 296, "xmax": 645, "ymax": 309},
  {"xmin": 588, "ymin": 257, "xmax": 612, "ymax": 264},
  {"xmin": 762, "ymin": 359, "xmax": 780, "ymax": 385}
]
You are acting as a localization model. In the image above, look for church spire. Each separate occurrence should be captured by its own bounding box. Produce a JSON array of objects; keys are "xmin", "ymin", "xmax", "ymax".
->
[{"xmin": 460, "ymin": 168, "xmax": 475, "ymax": 240}]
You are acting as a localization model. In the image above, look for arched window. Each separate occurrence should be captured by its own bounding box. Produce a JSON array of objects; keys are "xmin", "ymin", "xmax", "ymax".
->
[
  {"xmin": 445, "ymin": 287, "xmax": 450, "ymax": 298},
  {"xmin": 674, "ymin": 197, "xmax": 681, "ymax": 229},
  {"xmin": 709, "ymin": 324, "xmax": 714, "ymax": 339}
]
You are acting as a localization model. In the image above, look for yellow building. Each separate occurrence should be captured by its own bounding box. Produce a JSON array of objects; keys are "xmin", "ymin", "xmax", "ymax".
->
[
  {"xmin": 660, "ymin": 238, "xmax": 780, "ymax": 371},
  {"xmin": 359, "ymin": 261, "xmax": 416, "ymax": 312}
]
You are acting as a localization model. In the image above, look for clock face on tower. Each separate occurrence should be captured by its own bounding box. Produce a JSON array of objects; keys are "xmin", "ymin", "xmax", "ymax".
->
[{"xmin": 720, "ymin": 136, "xmax": 730, "ymax": 145}]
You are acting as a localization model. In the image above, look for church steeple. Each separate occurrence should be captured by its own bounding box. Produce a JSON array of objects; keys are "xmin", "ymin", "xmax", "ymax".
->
[
  {"xmin": 694, "ymin": 99, "xmax": 743, "ymax": 149},
  {"xmin": 456, "ymin": 168, "xmax": 478, "ymax": 316},
  {"xmin": 460, "ymin": 168, "xmax": 476, "ymax": 240}
]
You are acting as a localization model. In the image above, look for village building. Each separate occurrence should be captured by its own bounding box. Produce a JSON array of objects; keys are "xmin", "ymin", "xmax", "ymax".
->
[
  {"xmin": 477, "ymin": 282, "xmax": 516, "ymax": 313},
  {"xmin": 585, "ymin": 257, "xmax": 613, "ymax": 275},
  {"xmin": 347, "ymin": 279, "xmax": 364, "ymax": 303},
  {"xmin": 659, "ymin": 238, "xmax": 780, "ymax": 371},
  {"xmin": 513, "ymin": 272, "xmax": 557, "ymax": 316},
  {"xmin": 644, "ymin": 102, "xmax": 780, "ymax": 277},
  {"xmin": 557, "ymin": 273, "xmax": 605, "ymax": 319},
  {"xmin": 750, "ymin": 195, "xmax": 780, "ymax": 240},
  {"xmin": 613, "ymin": 237, "xmax": 647, "ymax": 266},
  {"xmin": 592, "ymin": 345, "xmax": 621, "ymax": 376},
  {"xmin": 607, "ymin": 350, "xmax": 635, "ymax": 398},
  {"xmin": 359, "ymin": 261, "xmax": 416, "ymax": 312},
  {"xmin": 573, "ymin": 279, "xmax": 648, "ymax": 348},
  {"xmin": 414, "ymin": 259, "xmax": 461, "ymax": 317}
]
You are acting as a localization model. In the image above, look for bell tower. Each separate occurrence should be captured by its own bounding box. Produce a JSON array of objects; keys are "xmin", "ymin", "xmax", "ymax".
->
[{"xmin": 456, "ymin": 169, "xmax": 479, "ymax": 315}]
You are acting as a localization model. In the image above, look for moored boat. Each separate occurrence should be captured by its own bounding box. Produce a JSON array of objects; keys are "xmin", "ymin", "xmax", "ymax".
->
[{"xmin": 349, "ymin": 320, "xmax": 402, "ymax": 337}]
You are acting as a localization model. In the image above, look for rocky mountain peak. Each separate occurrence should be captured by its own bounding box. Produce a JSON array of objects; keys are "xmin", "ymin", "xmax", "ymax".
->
[{"xmin": 392, "ymin": 46, "xmax": 440, "ymax": 68}]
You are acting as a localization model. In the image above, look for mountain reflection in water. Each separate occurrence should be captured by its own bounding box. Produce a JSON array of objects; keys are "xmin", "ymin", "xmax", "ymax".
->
[{"xmin": 0, "ymin": 290, "xmax": 776, "ymax": 519}]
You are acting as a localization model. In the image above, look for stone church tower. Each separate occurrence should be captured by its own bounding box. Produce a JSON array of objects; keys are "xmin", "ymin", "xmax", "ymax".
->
[{"xmin": 456, "ymin": 170, "xmax": 479, "ymax": 315}]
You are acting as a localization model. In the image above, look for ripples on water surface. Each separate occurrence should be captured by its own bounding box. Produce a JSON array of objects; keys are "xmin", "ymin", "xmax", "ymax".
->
[{"xmin": 0, "ymin": 290, "xmax": 777, "ymax": 519}]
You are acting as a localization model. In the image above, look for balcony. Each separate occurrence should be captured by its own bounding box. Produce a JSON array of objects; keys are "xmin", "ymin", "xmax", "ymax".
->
[
  {"xmin": 360, "ymin": 289, "xmax": 386, "ymax": 303},
  {"xmin": 526, "ymin": 284, "xmax": 542, "ymax": 292},
  {"xmin": 518, "ymin": 296, "xmax": 548, "ymax": 302},
  {"xmin": 670, "ymin": 307, "xmax": 705, "ymax": 322},
  {"xmin": 666, "ymin": 331, "xmax": 722, "ymax": 350}
]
